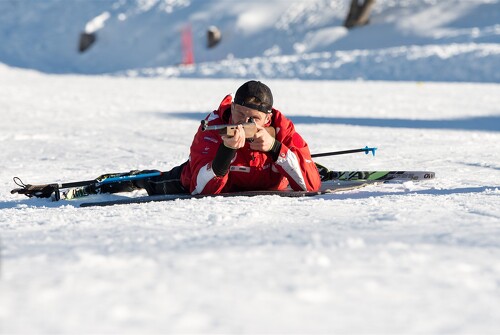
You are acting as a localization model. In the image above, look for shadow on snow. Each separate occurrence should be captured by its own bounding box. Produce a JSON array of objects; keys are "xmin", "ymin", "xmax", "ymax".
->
[
  {"xmin": 0, "ymin": 194, "xmax": 131, "ymax": 210},
  {"xmin": 163, "ymin": 112, "xmax": 500, "ymax": 132},
  {"xmin": 318, "ymin": 186, "xmax": 498, "ymax": 201}
]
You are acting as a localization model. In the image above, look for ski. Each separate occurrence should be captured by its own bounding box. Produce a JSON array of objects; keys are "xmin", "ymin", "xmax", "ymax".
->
[
  {"xmin": 79, "ymin": 181, "xmax": 373, "ymax": 208},
  {"xmin": 80, "ymin": 191, "xmax": 319, "ymax": 207},
  {"xmin": 328, "ymin": 170, "xmax": 435, "ymax": 181},
  {"xmin": 78, "ymin": 171, "xmax": 435, "ymax": 208},
  {"xmin": 11, "ymin": 170, "xmax": 434, "ymax": 202}
]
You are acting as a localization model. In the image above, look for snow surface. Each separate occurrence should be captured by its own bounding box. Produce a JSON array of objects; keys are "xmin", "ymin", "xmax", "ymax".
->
[
  {"xmin": 1, "ymin": 64, "xmax": 500, "ymax": 333},
  {"xmin": 1, "ymin": 0, "xmax": 500, "ymax": 333}
]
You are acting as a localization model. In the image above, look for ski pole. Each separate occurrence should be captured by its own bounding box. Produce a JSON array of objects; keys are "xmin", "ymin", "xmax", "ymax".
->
[
  {"xmin": 56, "ymin": 171, "xmax": 163, "ymax": 189},
  {"xmin": 98, "ymin": 172, "xmax": 162, "ymax": 185},
  {"xmin": 311, "ymin": 146, "xmax": 377, "ymax": 158},
  {"xmin": 17, "ymin": 171, "xmax": 163, "ymax": 191}
]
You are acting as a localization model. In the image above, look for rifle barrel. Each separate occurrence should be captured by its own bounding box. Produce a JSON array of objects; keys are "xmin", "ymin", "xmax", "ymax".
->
[{"xmin": 201, "ymin": 120, "xmax": 256, "ymax": 132}]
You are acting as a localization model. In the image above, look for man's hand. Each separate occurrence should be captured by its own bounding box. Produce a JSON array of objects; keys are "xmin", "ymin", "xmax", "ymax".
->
[
  {"xmin": 250, "ymin": 125, "xmax": 275, "ymax": 152},
  {"xmin": 221, "ymin": 124, "xmax": 246, "ymax": 149}
]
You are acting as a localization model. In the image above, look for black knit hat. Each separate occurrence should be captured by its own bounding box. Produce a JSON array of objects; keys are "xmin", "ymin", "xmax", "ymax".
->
[{"xmin": 234, "ymin": 80, "xmax": 273, "ymax": 114}]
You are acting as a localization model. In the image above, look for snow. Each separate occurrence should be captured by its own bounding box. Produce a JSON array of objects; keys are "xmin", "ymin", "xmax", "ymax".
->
[
  {"xmin": 1, "ymin": 65, "xmax": 500, "ymax": 334},
  {"xmin": 0, "ymin": 0, "xmax": 499, "ymax": 81},
  {"xmin": 1, "ymin": 0, "xmax": 500, "ymax": 333},
  {"xmin": 84, "ymin": 11, "xmax": 111, "ymax": 34}
]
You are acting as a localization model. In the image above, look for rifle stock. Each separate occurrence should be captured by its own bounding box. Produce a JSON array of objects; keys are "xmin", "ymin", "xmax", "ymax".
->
[{"xmin": 201, "ymin": 120, "xmax": 275, "ymax": 139}]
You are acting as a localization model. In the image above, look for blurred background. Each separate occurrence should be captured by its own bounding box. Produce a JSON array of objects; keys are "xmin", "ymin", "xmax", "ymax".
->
[{"xmin": 0, "ymin": 0, "xmax": 499, "ymax": 81}]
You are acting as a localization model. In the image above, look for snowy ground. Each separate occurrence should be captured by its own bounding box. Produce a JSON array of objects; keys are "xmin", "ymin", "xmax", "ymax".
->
[{"xmin": 1, "ymin": 65, "xmax": 499, "ymax": 333}]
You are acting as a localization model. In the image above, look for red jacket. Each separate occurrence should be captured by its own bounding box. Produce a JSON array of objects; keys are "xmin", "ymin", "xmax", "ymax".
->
[{"xmin": 181, "ymin": 95, "xmax": 321, "ymax": 194}]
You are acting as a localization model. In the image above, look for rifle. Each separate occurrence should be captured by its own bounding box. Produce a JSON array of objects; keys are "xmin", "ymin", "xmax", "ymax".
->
[{"xmin": 201, "ymin": 118, "xmax": 275, "ymax": 138}]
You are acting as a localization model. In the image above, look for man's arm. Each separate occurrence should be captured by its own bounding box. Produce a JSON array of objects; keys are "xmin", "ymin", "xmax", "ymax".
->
[
  {"xmin": 270, "ymin": 120, "xmax": 321, "ymax": 192},
  {"xmin": 186, "ymin": 123, "xmax": 246, "ymax": 195}
]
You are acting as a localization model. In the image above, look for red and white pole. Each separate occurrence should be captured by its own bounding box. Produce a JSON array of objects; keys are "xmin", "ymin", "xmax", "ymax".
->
[{"xmin": 181, "ymin": 24, "xmax": 194, "ymax": 65}]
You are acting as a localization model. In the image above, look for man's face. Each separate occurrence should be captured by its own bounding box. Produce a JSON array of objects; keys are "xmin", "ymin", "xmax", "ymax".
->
[{"xmin": 231, "ymin": 103, "xmax": 270, "ymax": 126}]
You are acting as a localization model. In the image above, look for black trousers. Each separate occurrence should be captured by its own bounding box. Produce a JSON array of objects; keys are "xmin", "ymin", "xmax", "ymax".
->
[{"xmin": 98, "ymin": 161, "xmax": 188, "ymax": 196}]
